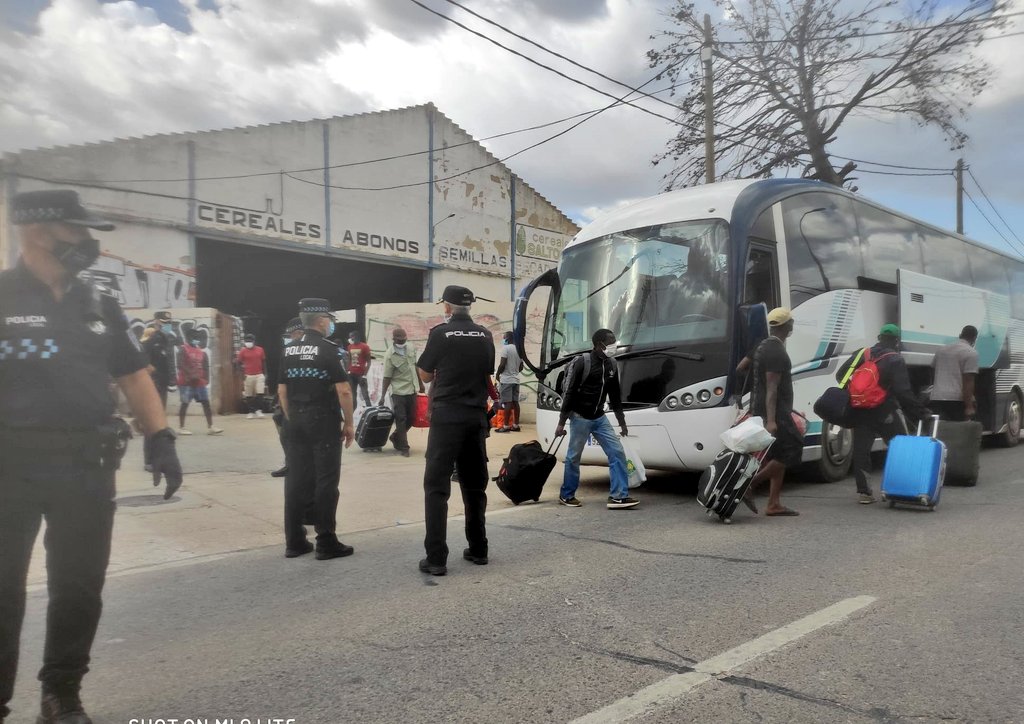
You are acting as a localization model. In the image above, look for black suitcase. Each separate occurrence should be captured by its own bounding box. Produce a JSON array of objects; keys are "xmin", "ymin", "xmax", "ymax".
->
[
  {"xmin": 494, "ymin": 438, "xmax": 563, "ymax": 505},
  {"xmin": 697, "ymin": 449, "xmax": 762, "ymax": 523},
  {"xmin": 356, "ymin": 406, "xmax": 394, "ymax": 451},
  {"xmin": 935, "ymin": 420, "xmax": 982, "ymax": 486}
]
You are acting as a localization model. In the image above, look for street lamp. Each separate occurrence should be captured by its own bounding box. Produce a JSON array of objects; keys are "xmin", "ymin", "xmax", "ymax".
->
[{"xmin": 432, "ymin": 212, "xmax": 456, "ymax": 234}]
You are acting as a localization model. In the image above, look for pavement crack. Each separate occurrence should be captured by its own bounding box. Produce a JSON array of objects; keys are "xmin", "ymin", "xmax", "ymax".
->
[
  {"xmin": 494, "ymin": 524, "xmax": 766, "ymax": 563},
  {"xmin": 555, "ymin": 630, "xmax": 693, "ymax": 674},
  {"xmin": 652, "ymin": 640, "xmax": 698, "ymax": 665}
]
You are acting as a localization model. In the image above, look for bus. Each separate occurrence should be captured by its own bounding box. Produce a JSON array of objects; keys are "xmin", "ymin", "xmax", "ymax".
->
[{"xmin": 513, "ymin": 178, "xmax": 1024, "ymax": 480}]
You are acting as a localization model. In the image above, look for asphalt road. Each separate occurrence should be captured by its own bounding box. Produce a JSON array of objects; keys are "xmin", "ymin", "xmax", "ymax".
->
[{"xmin": 9, "ymin": 442, "xmax": 1024, "ymax": 723}]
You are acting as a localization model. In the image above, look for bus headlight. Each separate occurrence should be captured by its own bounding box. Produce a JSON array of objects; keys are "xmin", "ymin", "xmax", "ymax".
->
[
  {"xmin": 681, "ymin": 393, "xmax": 694, "ymax": 406},
  {"xmin": 697, "ymin": 389, "xmax": 712, "ymax": 403},
  {"xmin": 666, "ymin": 396, "xmax": 679, "ymax": 409}
]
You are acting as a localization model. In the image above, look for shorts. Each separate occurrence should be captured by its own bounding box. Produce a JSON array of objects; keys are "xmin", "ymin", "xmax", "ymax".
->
[
  {"xmin": 763, "ymin": 415, "xmax": 804, "ymax": 469},
  {"xmin": 243, "ymin": 373, "xmax": 266, "ymax": 397},
  {"xmin": 179, "ymin": 385, "xmax": 210, "ymax": 404},
  {"xmin": 500, "ymin": 383, "xmax": 520, "ymax": 404}
]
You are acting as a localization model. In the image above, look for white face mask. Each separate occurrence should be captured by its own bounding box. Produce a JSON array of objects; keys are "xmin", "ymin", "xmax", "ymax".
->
[
  {"xmin": 244, "ymin": 342, "xmax": 254, "ymax": 349},
  {"xmin": 394, "ymin": 342, "xmax": 407, "ymax": 355},
  {"xmin": 603, "ymin": 342, "xmax": 618, "ymax": 357}
]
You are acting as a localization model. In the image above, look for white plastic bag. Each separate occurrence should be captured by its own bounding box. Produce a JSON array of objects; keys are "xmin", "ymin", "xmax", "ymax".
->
[
  {"xmin": 620, "ymin": 435, "xmax": 647, "ymax": 489},
  {"xmin": 720, "ymin": 416, "xmax": 775, "ymax": 453}
]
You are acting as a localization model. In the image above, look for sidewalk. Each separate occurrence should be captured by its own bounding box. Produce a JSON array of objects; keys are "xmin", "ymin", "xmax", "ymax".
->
[{"xmin": 26, "ymin": 414, "xmax": 591, "ymax": 587}]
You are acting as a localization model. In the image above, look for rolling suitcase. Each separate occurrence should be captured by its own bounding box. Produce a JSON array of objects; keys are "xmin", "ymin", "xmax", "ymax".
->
[
  {"xmin": 494, "ymin": 438, "xmax": 563, "ymax": 505},
  {"xmin": 356, "ymin": 405, "xmax": 394, "ymax": 451},
  {"xmin": 697, "ymin": 448, "xmax": 763, "ymax": 524},
  {"xmin": 935, "ymin": 420, "xmax": 982, "ymax": 486},
  {"xmin": 881, "ymin": 415, "xmax": 946, "ymax": 510}
]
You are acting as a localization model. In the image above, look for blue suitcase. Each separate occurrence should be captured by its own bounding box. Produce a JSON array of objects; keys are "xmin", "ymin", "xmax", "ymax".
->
[{"xmin": 881, "ymin": 415, "xmax": 946, "ymax": 511}]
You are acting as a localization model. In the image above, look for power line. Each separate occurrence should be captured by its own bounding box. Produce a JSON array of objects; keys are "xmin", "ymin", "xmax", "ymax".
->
[
  {"xmin": 713, "ymin": 10, "xmax": 1024, "ymax": 45},
  {"xmin": 962, "ymin": 186, "xmax": 1019, "ymax": 252},
  {"xmin": 967, "ymin": 168, "xmax": 1023, "ymax": 245},
  {"xmin": 853, "ymin": 167, "xmax": 952, "ymax": 177}
]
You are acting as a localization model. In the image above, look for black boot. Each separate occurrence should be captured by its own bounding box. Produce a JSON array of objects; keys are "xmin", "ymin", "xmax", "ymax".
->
[
  {"xmin": 270, "ymin": 466, "xmax": 288, "ymax": 478},
  {"xmin": 38, "ymin": 682, "xmax": 92, "ymax": 724}
]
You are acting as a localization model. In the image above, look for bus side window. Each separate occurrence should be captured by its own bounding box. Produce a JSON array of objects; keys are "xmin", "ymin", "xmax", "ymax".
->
[
  {"xmin": 970, "ymin": 247, "xmax": 1010, "ymax": 298},
  {"xmin": 856, "ymin": 202, "xmax": 924, "ymax": 283},
  {"xmin": 743, "ymin": 246, "xmax": 779, "ymax": 309},
  {"xmin": 919, "ymin": 225, "xmax": 972, "ymax": 285},
  {"xmin": 1011, "ymin": 268, "xmax": 1024, "ymax": 318},
  {"xmin": 781, "ymin": 192, "xmax": 863, "ymax": 307}
]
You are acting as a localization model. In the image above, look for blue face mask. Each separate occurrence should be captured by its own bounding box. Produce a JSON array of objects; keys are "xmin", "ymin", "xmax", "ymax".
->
[
  {"xmin": 162, "ymin": 324, "xmax": 172, "ymax": 334},
  {"xmin": 327, "ymin": 321, "xmax": 335, "ymax": 337}
]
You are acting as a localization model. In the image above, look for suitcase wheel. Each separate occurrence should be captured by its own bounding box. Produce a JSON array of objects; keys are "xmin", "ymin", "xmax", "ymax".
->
[
  {"xmin": 721, "ymin": 517, "xmax": 732, "ymax": 525},
  {"xmin": 927, "ymin": 504, "xmax": 936, "ymax": 512},
  {"xmin": 918, "ymin": 495, "xmax": 930, "ymax": 506},
  {"xmin": 888, "ymin": 500, "xmax": 896, "ymax": 509}
]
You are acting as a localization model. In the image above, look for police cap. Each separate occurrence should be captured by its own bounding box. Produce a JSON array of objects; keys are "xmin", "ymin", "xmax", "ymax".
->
[
  {"xmin": 298, "ymin": 298, "xmax": 335, "ymax": 319},
  {"xmin": 12, "ymin": 189, "xmax": 115, "ymax": 231},
  {"xmin": 439, "ymin": 285, "xmax": 475, "ymax": 305},
  {"xmin": 285, "ymin": 317, "xmax": 303, "ymax": 333}
]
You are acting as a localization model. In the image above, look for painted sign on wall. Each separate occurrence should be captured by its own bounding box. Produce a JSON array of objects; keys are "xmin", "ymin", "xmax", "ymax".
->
[{"xmin": 82, "ymin": 253, "xmax": 195, "ymax": 310}]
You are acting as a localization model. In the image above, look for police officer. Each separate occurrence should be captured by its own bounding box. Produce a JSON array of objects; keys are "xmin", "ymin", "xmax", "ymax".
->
[
  {"xmin": 0, "ymin": 190, "xmax": 183, "ymax": 724},
  {"xmin": 278, "ymin": 299, "xmax": 355, "ymax": 560},
  {"xmin": 271, "ymin": 317, "xmax": 304, "ymax": 478},
  {"xmin": 416, "ymin": 285, "xmax": 495, "ymax": 576}
]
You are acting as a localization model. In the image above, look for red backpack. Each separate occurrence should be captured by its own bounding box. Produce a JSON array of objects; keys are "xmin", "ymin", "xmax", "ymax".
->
[
  {"xmin": 179, "ymin": 344, "xmax": 206, "ymax": 386},
  {"xmin": 846, "ymin": 347, "xmax": 895, "ymax": 409}
]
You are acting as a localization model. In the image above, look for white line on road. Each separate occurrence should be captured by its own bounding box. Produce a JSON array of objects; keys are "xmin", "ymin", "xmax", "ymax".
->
[{"xmin": 570, "ymin": 595, "xmax": 877, "ymax": 724}]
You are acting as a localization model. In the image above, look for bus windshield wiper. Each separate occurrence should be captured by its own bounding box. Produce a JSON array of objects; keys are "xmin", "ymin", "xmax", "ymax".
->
[{"xmin": 615, "ymin": 347, "xmax": 705, "ymax": 362}]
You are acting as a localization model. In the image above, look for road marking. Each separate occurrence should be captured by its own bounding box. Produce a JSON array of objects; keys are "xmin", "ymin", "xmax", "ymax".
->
[{"xmin": 570, "ymin": 595, "xmax": 877, "ymax": 724}]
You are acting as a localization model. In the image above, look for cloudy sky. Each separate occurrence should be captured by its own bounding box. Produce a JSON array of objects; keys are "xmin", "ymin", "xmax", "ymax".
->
[{"xmin": 1, "ymin": 0, "xmax": 1022, "ymax": 254}]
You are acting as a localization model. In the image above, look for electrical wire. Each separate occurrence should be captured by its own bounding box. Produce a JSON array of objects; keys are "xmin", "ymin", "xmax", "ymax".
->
[
  {"xmin": 963, "ymin": 186, "xmax": 1018, "ymax": 250},
  {"xmin": 967, "ymin": 168, "xmax": 1024, "ymax": 245}
]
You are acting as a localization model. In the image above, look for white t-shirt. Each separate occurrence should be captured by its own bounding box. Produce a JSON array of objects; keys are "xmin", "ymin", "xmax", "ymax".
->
[{"xmin": 499, "ymin": 343, "xmax": 522, "ymax": 385}]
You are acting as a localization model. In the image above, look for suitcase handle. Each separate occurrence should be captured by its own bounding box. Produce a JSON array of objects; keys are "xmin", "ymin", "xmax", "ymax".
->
[
  {"xmin": 915, "ymin": 414, "xmax": 940, "ymax": 439},
  {"xmin": 546, "ymin": 436, "xmax": 566, "ymax": 456}
]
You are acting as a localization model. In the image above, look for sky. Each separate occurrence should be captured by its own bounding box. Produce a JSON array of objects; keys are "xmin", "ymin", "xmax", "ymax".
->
[{"xmin": 1, "ymin": 0, "xmax": 1022, "ymax": 255}]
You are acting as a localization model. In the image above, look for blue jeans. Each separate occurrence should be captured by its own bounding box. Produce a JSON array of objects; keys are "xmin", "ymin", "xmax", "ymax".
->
[{"xmin": 559, "ymin": 413, "xmax": 630, "ymax": 500}]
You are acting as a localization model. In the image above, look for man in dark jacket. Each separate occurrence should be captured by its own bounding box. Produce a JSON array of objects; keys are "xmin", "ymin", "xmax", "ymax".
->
[
  {"xmin": 555, "ymin": 329, "xmax": 637, "ymax": 509},
  {"xmin": 837, "ymin": 323, "xmax": 931, "ymax": 504}
]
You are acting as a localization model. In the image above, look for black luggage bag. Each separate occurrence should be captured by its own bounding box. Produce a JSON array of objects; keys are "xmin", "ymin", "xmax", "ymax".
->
[
  {"xmin": 356, "ymin": 405, "xmax": 394, "ymax": 451},
  {"xmin": 935, "ymin": 420, "xmax": 982, "ymax": 486},
  {"xmin": 495, "ymin": 438, "xmax": 563, "ymax": 505},
  {"xmin": 697, "ymin": 448, "xmax": 763, "ymax": 523}
]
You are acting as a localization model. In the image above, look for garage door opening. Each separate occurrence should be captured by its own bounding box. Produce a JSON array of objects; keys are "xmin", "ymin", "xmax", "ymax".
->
[{"xmin": 195, "ymin": 237, "xmax": 424, "ymax": 384}]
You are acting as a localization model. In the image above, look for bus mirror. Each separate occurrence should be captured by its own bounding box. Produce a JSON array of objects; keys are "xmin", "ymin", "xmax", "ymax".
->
[{"xmin": 513, "ymin": 268, "xmax": 560, "ymax": 381}]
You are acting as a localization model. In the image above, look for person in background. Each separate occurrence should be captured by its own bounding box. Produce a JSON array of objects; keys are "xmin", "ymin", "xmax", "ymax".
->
[
  {"xmin": 176, "ymin": 330, "xmax": 223, "ymax": 436},
  {"xmin": 346, "ymin": 331, "xmax": 372, "ymax": 408},
  {"xmin": 495, "ymin": 331, "xmax": 523, "ymax": 432},
  {"xmin": 379, "ymin": 326, "xmax": 425, "ymax": 457},
  {"xmin": 930, "ymin": 325, "xmax": 980, "ymax": 421},
  {"xmin": 555, "ymin": 329, "xmax": 637, "ymax": 510},
  {"xmin": 744, "ymin": 307, "xmax": 800, "ymax": 517},
  {"xmin": 236, "ymin": 333, "xmax": 267, "ymax": 419},
  {"xmin": 836, "ymin": 324, "xmax": 931, "ymax": 504}
]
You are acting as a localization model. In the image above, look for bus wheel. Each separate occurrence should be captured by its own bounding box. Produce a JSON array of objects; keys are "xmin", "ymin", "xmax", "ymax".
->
[
  {"xmin": 818, "ymin": 422, "xmax": 853, "ymax": 482},
  {"xmin": 997, "ymin": 392, "xmax": 1022, "ymax": 448}
]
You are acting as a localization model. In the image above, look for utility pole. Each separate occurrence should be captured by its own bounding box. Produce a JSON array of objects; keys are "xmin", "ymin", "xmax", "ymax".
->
[
  {"xmin": 702, "ymin": 13, "xmax": 715, "ymax": 184},
  {"xmin": 955, "ymin": 158, "xmax": 964, "ymax": 234}
]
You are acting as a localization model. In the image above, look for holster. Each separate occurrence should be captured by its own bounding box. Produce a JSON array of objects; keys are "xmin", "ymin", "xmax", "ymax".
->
[{"xmin": 96, "ymin": 417, "xmax": 133, "ymax": 471}]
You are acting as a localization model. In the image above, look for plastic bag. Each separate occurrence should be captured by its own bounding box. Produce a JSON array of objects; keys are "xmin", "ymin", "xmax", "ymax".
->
[
  {"xmin": 620, "ymin": 435, "xmax": 647, "ymax": 488},
  {"xmin": 720, "ymin": 415, "xmax": 775, "ymax": 453}
]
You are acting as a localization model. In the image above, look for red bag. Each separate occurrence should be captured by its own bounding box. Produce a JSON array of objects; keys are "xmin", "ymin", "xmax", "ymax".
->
[
  {"xmin": 412, "ymin": 393, "xmax": 430, "ymax": 428},
  {"xmin": 847, "ymin": 348, "xmax": 895, "ymax": 409}
]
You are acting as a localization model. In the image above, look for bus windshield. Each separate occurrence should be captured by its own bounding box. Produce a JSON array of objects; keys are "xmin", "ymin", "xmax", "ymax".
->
[{"xmin": 549, "ymin": 219, "xmax": 730, "ymax": 359}]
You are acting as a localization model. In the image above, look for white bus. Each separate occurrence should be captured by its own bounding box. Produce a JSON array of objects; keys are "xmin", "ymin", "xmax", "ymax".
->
[{"xmin": 513, "ymin": 178, "xmax": 1024, "ymax": 480}]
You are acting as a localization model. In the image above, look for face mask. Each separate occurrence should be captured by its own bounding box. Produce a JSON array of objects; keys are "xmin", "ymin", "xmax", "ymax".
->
[
  {"xmin": 604, "ymin": 342, "xmax": 619, "ymax": 357},
  {"xmin": 52, "ymin": 237, "xmax": 100, "ymax": 273},
  {"xmin": 282, "ymin": 337, "xmax": 290, "ymax": 345},
  {"xmin": 394, "ymin": 342, "xmax": 407, "ymax": 355},
  {"xmin": 327, "ymin": 321, "xmax": 336, "ymax": 337},
  {"xmin": 162, "ymin": 324, "xmax": 173, "ymax": 334},
  {"xmin": 244, "ymin": 342, "xmax": 254, "ymax": 349}
]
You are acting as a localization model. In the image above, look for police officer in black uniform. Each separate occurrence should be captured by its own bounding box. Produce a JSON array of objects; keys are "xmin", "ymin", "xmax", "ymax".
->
[
  {"xmin": 271, "ymin": 317, "xmax": 304, "ymax": 479},
  {"xmin": 416, "ymin": 285, "xmax": 495, "ymax": 576},
  {"xmin": 278, "ymin": 299, "xmax": 355, "ymax": 560},
  {"xmin": 0, "ymin": 190, "xmax": 183, "ymax": 724}
]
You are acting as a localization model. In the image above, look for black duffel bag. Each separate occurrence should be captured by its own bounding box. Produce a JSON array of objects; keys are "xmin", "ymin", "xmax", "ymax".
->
[
  {"xmin": 814, "ymin": 386, "xmax": 851, "ymax": 427},
  {"xmin": 494, "ymin": 438, "xmax": 564, "ymax": 505}
]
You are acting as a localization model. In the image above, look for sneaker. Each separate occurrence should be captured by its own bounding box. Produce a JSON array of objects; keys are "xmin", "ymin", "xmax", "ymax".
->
[
  {"xmin": 400, "ymin": 449, "xmax": 410, "ymax": 457},
  {"xmin": 315, "ymin": 541, "xmax": 354, "ymax": 560},
  {"xmin": 607, "ymin": 496, "xmax": 639, "ymax": 509},
  {"xmin": 177, "ymin": 428, "xmax": 192, "ymax": 436},
  {"xmin": 510, "ymin": 425, "xmax": 521, "ymax": 432},
  {"xmin": 39, "ymin": 684, "xmax": 91, "ymax": 724},
  {"xmin": 270, "ymin": 466, "xmax": 288, "ymax": 478},
  {"xmin": 495, "ymin": 426, "xmax": 511, "ymax": 433},
  {"xmin": 859, "ymin": 493, "xmax": 877, "ymax": 505},
  {"xmin": 207, "ymin": 426, "xmax": 224, "ymax": 435},
  {"xmin": 559, "ymin": 496, "xmax": 583, "ymax": 507},
  {"xmin": 246, "ymin": 412, "xmax": 256, "ymax": 420},
  {"xmin": 418, "ymin": 558, "xmax": 447, "ymax": 576},
  {"xmin": 463, "ymin": 548, "xmax": 488, "ymax": 565},
  {"xmin": 255, "ymin": 410, "xmax": 264, "ymax": 418},
  {"xmin": 285, "ymin": 540, "xmax": 314, "ymax": 558}
]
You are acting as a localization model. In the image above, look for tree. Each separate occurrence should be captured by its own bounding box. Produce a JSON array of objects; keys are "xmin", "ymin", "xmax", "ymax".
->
[{"xmin": 647, "ymin": 0, "xmax": 1009, "ymax": 188}]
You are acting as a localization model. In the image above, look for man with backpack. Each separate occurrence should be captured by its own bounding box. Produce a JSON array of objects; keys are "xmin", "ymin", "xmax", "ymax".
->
[
  {"xmin": 836, "ymin": 323, "xmax": 930, "ymax": 504},
  {"xmin": 554, "ymin": 329, "xmax": 637, "ymax": 509},
  {"xmin": 176, "ymin": 329, "xmax": 223, "ymax": 436}
]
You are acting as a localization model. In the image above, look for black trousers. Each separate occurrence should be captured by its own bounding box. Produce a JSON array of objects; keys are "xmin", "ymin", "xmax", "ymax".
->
[
  {"xmin": 349, "ymin": 374, "xmax": 371, "ymax": 407},
  {"xmin": 931, "ymin": 400, "xmax": 967, "ymax": 422},
  {"xmin": 284, "ymin": 408, "xmax": 342, "ymax": 549},
  {"xmin": 848, "ymin": 406, "xmax": 908, "ymax": 493},
  {"xmin": 390, "ymin": 394, "xmax": 416, "ymax": 451},
  {"xmin": 423, "ymin": 419, "xmax": 489, "ymax": 565},
  {"xmin": 0, "ymin": 442, "xmax": 115, "ymax": 714}
]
